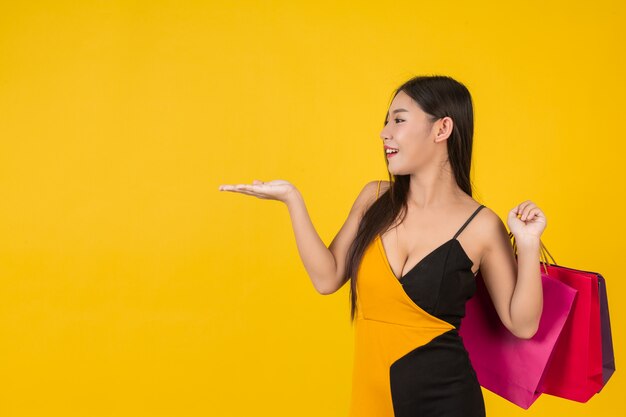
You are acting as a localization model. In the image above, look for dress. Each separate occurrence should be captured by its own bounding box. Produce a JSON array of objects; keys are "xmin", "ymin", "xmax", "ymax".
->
[{"xmin": 348, "ymin": 180, "xmax": 487, "ymax": 417}]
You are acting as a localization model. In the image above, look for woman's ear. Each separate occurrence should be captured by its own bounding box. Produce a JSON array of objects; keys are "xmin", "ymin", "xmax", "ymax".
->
[{"xmin": 434, "ymin": 116, "xmax": 453, "ymax": 142}]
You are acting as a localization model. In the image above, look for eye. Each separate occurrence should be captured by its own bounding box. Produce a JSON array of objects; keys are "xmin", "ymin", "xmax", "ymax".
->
[{"xmin": 383, "ymin": 118, "xmax": 404, "ymax": 126}]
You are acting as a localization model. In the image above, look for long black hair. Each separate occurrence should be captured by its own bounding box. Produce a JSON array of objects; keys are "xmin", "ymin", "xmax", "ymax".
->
[{"xmin": 344, "ymin": 75, "xmax": 479, "ymax": 323}]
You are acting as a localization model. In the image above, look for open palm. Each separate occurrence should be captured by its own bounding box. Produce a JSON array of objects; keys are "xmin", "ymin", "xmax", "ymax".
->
[{"xmin": 218, "ymin": 179, "xmax": 297, "ymax": 203}]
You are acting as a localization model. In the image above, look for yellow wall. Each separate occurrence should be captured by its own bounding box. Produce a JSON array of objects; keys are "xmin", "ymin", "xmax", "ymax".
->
[{"xmin": 1, "ymin": 0, "xmax": 624, "ymax": 415}]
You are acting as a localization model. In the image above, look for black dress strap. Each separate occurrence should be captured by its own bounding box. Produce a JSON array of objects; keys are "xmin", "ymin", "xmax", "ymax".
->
[{"xmin": 453, "ymin": 205, "xmax": 485, "ymax": 239}]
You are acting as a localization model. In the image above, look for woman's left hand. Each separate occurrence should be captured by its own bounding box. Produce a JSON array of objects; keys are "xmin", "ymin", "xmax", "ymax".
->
[{"xmin": 507, "ymin": 200, "xmax": 547, "ymax": 240}]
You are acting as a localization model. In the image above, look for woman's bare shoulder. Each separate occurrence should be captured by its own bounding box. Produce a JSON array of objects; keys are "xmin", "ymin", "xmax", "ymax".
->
[
  {"xmin": 376, "ymin": 180, "xmax": 392, "ymax": 197},
  {"xmin": 471, "ymin": 203, "xmax": 499, "ymax": 224},
  {"xmin": 462, "ymin": 199, "xmax": 499, "ymax": 227},
  {"xmin": 352, "ymin": 180, "xmax": 390, "ymax": 212},
  {"xmin": 467, "ymin": 203, "xmax": 507, "ymax": 252}
]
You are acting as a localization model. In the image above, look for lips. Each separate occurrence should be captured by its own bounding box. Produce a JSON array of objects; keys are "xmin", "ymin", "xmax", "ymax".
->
[{"xmin": 384, "ymin": 145, "xmax": 399, "ymax": 158}]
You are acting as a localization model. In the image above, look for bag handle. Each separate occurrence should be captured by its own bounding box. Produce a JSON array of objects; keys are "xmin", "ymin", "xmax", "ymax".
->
[{"xmin": 508, "ymin": 231, "xmax": 557, "ymax": 275}]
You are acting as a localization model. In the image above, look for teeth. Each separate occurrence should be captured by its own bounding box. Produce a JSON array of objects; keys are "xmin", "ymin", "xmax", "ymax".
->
[{"xmin": 385, "ymin": 149, "xmax": 398, "ymax": 154}]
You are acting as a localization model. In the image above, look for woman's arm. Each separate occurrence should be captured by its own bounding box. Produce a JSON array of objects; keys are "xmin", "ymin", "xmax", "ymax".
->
[
  {"xmin": 219, "ymin": 179, "xmax": 381, "ymax": 295},
  {"xmin": 285, "ymin": 181, "xmax": 380, "ymax": 295},
  {"xmin": 476, "ymin": 206, "xmax": 545, "ymax": 339},
  {"xmin": 509, "ymin": 235, "xmax": 543, "ymax": 337}
]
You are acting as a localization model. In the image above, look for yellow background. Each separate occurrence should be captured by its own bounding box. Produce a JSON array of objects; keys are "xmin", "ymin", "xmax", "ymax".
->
[{"xmin": 1, "ymin": 0, "xmax": 624, "ymax": 415}]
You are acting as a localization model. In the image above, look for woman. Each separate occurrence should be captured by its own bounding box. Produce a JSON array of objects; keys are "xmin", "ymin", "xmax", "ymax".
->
[{"xmin": 219, "ymin": 75, "xmax": 545, "ymax": 416}]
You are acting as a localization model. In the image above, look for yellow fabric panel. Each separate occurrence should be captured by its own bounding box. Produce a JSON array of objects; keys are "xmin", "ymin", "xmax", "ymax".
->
[{"xmin": 348, "ymin": 237, "xmax": 455, "ymax": 416}]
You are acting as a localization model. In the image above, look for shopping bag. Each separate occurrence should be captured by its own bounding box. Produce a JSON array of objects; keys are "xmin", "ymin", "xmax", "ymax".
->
[
  {"xmin": 539, "ymin": 263, "xmax": 614, "ymax": 401},
  {"xmin": 460, "ymin": 232, "xmax": 615, "ymax": 408},
  {"xmin": 508, "ymin": 233, "xmax": 614, "ymax": 402},
  {"xmin": 459, "ymin": 267, "xmax": 577, "ymax": 409},
  {"xmin": 538, "ymin": 264, "xmax": 602, "ymax": 402},
  {"xmin": 598, "ymin": 274, "xmax": 616, "ymax": 387}
]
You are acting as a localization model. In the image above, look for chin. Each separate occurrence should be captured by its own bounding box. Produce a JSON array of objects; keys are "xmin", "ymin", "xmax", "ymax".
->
[{"xmin": 388, "ymin": 167, "xmax": 407, "ymax": 176}]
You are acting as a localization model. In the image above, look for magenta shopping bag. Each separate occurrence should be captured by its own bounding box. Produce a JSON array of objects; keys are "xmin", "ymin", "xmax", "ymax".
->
[{"xmin": 459, "ymin": 267, "xmax": 577, "ymax": 409}]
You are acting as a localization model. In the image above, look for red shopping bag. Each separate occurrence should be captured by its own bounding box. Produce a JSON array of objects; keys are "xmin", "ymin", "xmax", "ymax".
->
[{"xmin": 539, "ymin": 264, "xmax": 605, "ymax": 402}]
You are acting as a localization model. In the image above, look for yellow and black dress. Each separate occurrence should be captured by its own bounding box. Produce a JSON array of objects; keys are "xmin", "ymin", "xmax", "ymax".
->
[{"xmin": 348, "ymin": 180, "xmax": 486, "ymax": 417}]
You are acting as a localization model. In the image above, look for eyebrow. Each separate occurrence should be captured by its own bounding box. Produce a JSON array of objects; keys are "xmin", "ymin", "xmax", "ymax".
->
[{"xmin": 386, "ymin": 108, "xmax": 409, "ymax": 117}]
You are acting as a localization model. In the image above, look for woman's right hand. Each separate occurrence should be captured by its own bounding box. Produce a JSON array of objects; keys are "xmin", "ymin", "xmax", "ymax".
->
[{"xmin": 218, "ymin": 179, "xmax": 299, "ymax": 204}]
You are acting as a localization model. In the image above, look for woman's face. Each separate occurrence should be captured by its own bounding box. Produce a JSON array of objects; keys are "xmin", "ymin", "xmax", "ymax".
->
[{"xmin": 380, "ymin": 90, "xmax": 450, "ymax": 175}]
